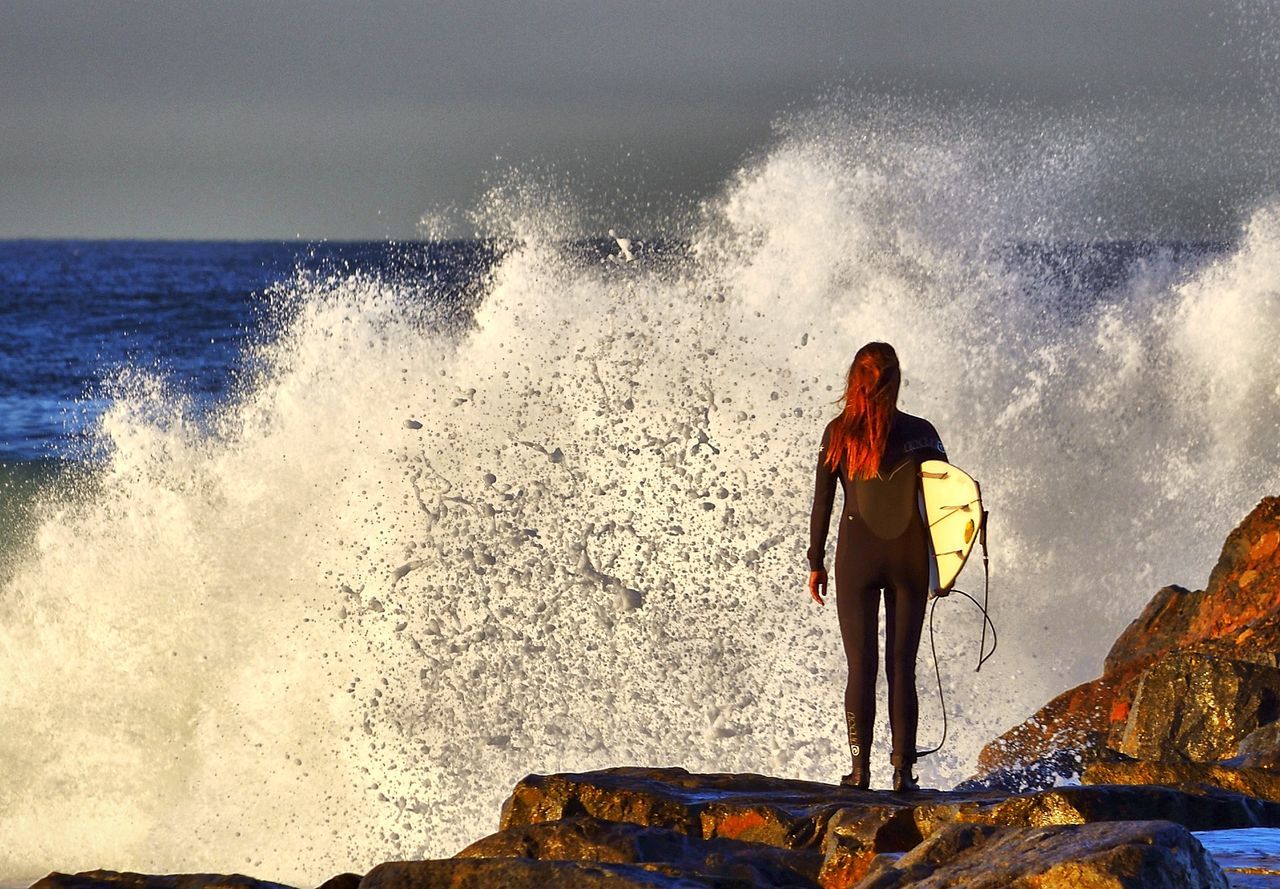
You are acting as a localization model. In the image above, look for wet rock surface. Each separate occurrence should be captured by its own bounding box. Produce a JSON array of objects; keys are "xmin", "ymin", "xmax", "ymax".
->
[
  {"xmin": 1112, "ymin": 653, "xmax": 1280, "ymax": 762},
  {"xmin": 29, "ymin": 874, "xmax": 297, "ymax": 889},
  {"xmin": 966, "ymin": 668, "xmax": 1134, "ymax": 791},
  {"xmin": 856, "ymin": 820, "xmax": 1228, "ymax": 889},
  {"xmin": 359, "ymin": 856, "xmax": 741, "ymax": 888},
  {"xmin": 456, "ymin": 814, "xmax": 822, "ymax": 886},
  {"xmin": 500, "ymin": 766, "xmax": 1280, "ymax": 840},
  {"xmin": 1238, "ymin": 721, "xmax": 1280, "ymax": 769},
  {"xmin": 974, "ymin": 496, "xmax": 1280, "ymax": 790},
  {"xmin": 499, "ymin": 767, "xmax": 887, "ymax": 848},
  {"xmin": 1084, "ymin": 761, "xmax": 1280, "ymax": 805},
  {"xmin": 963, "ymin": 496, "xmax": 1280, "ymax": 883},
  {"xmin": 313, "ymin": 876, "xmax": 359, "ymax": 889},
  {"xmin": 1104, "ymin": 583, "xmax": 1202, "ymax": 674},
  {"xmin": 32, "ymin": 767, "xmax": 1270, "ymax": 888},
  {"xmin": 487, "ymin": 767, "xmax": 1280, "ymax": 885}
]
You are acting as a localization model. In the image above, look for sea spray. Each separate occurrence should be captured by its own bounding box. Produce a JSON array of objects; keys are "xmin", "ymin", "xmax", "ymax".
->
[{"xmin": 2, "ymin": 103, "xmax": 1279, "ymax": 884}]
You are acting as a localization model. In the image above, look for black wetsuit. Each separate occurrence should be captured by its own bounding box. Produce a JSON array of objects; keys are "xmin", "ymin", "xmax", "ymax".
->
[{"xmin": 808, "ymin": 410, "xmax": 946, "ymax": 768}]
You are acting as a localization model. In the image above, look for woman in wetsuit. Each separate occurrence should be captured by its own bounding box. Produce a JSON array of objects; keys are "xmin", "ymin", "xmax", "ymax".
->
[{"xmin": 807, "ymin": 342, "xmax": 946, "ymax": 792}]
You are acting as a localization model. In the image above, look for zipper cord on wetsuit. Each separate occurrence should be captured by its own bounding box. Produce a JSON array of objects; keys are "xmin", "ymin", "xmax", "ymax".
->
[{"xmin": 917, "ymin": 510, "xmax": 997, "ymax": 758}]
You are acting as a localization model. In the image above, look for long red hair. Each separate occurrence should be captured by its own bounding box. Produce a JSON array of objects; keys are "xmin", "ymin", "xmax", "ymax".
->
[{"xmin": 825, "ymin": 342, "xmax": 900, "ymax": 480}]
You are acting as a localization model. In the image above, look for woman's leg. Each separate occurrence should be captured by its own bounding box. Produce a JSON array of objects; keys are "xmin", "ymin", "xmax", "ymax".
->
[
  {"xmin": 836, "ymin": 572, "xmax": 881, "ymax": 770},
  {"xmin": 884, "ymin": 576, "xmax": 928, "ymax": 768}
]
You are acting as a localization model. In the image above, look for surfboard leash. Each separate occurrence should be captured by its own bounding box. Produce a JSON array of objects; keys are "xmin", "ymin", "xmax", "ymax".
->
[
  {"xmin": 918, "ymin": 509, "xmax": 997, "ymax": 758},
  {"xmin": 918, "ymin": 596, "xmax": 950, "ymax": 757},
  {"xmin": 977, "ymin": 508, "xmax": 992, "ymax": 669}
]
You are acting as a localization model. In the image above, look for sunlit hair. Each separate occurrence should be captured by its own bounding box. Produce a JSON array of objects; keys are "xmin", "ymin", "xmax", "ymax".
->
[{"xmin": 825, "ymin": 342, "xmax": 901, "ymax": 480}]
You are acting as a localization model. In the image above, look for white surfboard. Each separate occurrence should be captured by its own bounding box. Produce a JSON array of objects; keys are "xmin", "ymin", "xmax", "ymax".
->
[{"xmin": 919, "ymin": 460, "xmax": 984, "ymax": 596}]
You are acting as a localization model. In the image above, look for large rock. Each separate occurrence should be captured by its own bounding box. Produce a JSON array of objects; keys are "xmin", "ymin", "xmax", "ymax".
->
[
  {"xmin": 455, "ymin": 815, "xmax": 821, "ymax": 886},
  {"xmin": 314, "ymin": 876, "xmax": 360, "ymax": 889},
  {"xmin": 489, "ymin": 769, "xmax": 1270, "ymax": 887},
  {"xmin": 1083, "ymin": 760, "xmax": 1280, "ymax": 803},
  {"xmin": 499, "ymin": 766, "xmax": 1280, "ymax": 852},
  {"xmin": 854, "ymin": 823, "xmax": 1001, "ymax": 888},
  {"xmin": 1105, "ymin": 497, "xmax": 1280, "ymax": 672},
  {"xmin": 854, "ymin": 820, "xmax": 1228, "ymax": 889},
  {"xmin": 1110, "ymin": 652, "xmax": 1280, "ymax": 761},
  {"xmin": 358, "ymin": 858, "xmax": 732, "ymax": 889},
  {"xmin": 500, "ymin": 768, "xmax": 880, "ymax": 849},
  {"xmin": 1236, "ymin": 720, "xmax": 1280, "ymax": 768},
  {"xmin": 1192, "ymin": 498, "xmax": 1280, "ymax": 639},
  {"xmin": 1104, "ymin": 584, "xmax": 1201, "ymax": 674},
  {"xmin": 28, "ymin": 874, "xmax": 295, "ymax": 889},
  {"xmin": 973, "ymin": 497, "xmax": 1280, "ymax": 788},
  {"xmin": 966, "ymin": 668, "xmax": 1136, "ymax": 791},
  {"xmin": 910, "ymin": 783, "xmax": 1280, "ymax": 833},
  {"xmin": 816, "ymin": 806, "xmax": 925, "ymax": 888}
]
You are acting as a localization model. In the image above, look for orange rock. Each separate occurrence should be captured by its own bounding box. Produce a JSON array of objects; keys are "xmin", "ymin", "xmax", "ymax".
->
[
  {"xmin": 972, "ymin": 497, "xmax": 1280, "ymax": 789},
  {"xmin": 702, "ymin": 808, "xmax": 770, "ymax": 842},
  {"xmin": 851, "ymin": 821, "xmax": 1228, "ymax": 889},
  {"xmin": 455, "ymin": 815, "xmax": 823, "ymax": 885},
  {"xmin": 1250, "ymin": 530, "xmax": 1279, "ymax": 563},
  {"xmin": 817, "ymin": 850, "xmax": 876, "ymax": 889},
  {"xmin": 1109, "ymin": 653, "xmax": 1280, "ymax": 762}
]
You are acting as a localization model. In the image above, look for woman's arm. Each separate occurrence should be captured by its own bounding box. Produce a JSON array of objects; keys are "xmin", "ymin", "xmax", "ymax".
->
[{"xmin": 807, "ymin": 421, "xmax": 837, "ymax": 573}]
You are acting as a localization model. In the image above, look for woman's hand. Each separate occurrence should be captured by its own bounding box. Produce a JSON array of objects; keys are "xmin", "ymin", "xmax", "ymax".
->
[{"xmin": 808, "ymin": 569, "xmax": 828, "ymax": 606}]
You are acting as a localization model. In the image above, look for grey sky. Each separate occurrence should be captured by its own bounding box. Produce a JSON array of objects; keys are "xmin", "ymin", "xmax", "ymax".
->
[{"xmin": 3, "ymin": 0, "xmax": 1277, "ymax": 239}]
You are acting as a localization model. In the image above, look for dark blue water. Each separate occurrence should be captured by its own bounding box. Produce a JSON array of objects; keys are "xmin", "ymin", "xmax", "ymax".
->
[
  {"xmin": 0, "ymin": 238, "xmax": 1221, "ymax": 464},
  {"xmin": 0, "ymin": 240, "xmax": 496, "ymax": 462}
]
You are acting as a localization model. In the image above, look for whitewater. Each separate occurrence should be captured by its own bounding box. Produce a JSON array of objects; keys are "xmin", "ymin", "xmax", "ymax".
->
[{"xmin": 2, "ymin": 102, "xmax": 1280, "ymax": 886}]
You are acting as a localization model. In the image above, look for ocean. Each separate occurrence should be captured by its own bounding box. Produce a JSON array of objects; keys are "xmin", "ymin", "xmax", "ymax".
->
[{"xmin": 3, "ymin": 113, "xmax": 1280, "ymax": 885}]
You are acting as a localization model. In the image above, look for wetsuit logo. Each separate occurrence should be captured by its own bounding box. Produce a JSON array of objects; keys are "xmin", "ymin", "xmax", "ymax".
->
[
  {"xmin": 901, "ymin": 436, "xmax": 945, "ymax": 457},
  {"xmin": 845, "ymin": 710, "xmax": 861, "ymax": 758}
]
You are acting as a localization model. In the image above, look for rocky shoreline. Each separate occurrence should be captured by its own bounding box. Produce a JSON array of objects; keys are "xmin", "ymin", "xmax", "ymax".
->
[{"xmin": 30, "ymin": 497, "xmax": 1280, "ymax": 887}]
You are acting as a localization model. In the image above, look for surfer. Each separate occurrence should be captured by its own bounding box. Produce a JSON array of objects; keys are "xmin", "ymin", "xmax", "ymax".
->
[{"xmin": 807, "ymin": 342, "xmax": 946, "ymax": 792}]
